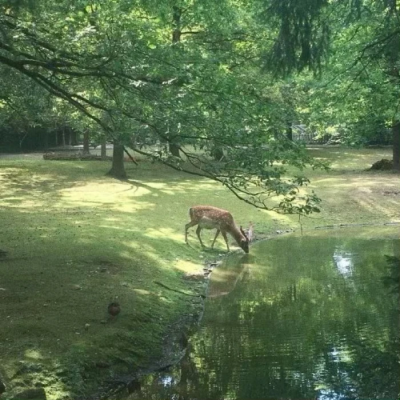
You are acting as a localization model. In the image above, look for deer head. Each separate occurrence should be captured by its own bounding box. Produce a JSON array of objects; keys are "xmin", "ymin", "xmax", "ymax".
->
[{"xmin": 239, "ymin": 226, "xmax": 250, "ymax": 253}]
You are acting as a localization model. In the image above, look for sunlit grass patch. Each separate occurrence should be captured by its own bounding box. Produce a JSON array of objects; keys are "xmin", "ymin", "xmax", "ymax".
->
[{"xmin": 306, "ymin": 146, "xmax": 393, "ymax": 172}]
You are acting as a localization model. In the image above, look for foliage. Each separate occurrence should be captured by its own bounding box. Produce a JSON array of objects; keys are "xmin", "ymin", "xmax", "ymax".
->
[
  {"xmin": 0, "ymin": 0, "xmax": 328, "ymax": 213},
  {"xmin": 257, "ymin": 0, "xmax": 331, "ymax": 75},
  {"xmin": 299, "ymin": 0, "xmax": 399, "ymax": 146},
  {"xmin": 0, "ymin": 0, "xmax": 399, "ymax": 212},
  {"xmin": 292, "ymin": 1, "xmax": 399, "ymax": 155}
]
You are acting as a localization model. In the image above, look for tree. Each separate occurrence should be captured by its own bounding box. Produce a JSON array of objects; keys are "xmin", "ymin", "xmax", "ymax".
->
[
  {"xmin": 106, "ymin": 142, "xmax": 126, "ymax": 179},
  {"xmin": 256, "ymin": 0, "xmax": 399, "ymax": 169},
  {"xmin": 0, "ymin": 0, "xmax": 325, "ymax": 215}
]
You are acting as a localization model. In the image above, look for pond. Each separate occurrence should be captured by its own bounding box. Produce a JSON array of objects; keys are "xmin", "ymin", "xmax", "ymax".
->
[{"xmin": 127, "ymin": 226, "xmax": 400, "ymax": 400}]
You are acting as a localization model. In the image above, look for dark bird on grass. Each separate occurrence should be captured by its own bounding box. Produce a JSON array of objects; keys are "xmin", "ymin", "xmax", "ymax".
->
[{"xmin": 108, "ymin": 302, "xmax": 121, "ymax": 318}]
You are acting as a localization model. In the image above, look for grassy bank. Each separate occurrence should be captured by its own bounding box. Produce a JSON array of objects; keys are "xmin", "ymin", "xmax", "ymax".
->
[{"xmin": 0, "ymin": 147, "xmax": 399, "ymax": 399}]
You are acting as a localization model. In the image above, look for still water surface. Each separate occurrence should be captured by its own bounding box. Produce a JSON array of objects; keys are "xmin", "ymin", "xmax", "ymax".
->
[{"xmin": 130, "ymin": 227, "xmax": 400, "ymax": 400}]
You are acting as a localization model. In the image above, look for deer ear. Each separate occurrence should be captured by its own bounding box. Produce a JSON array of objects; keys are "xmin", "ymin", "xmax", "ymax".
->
[
  {"xmin": 247, "ymin": 222, "xmax": 254, "ymax": 242},
  {"xmin": 240, "ymin": 226, "xmax": 249, "ymax": 241}
]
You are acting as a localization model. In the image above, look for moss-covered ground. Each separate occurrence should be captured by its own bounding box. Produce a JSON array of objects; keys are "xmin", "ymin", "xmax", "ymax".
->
[{"xmin": 0, "ymin": 146, "xmax": 398, "ymax": 399}]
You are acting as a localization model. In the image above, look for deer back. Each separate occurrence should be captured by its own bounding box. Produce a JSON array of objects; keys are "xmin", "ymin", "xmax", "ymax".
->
[{"xmin": 190, "ymin": 206, "xmax": 234, "ymax": 227}]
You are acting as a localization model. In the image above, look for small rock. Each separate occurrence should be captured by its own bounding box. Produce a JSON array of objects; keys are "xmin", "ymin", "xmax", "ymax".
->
[
  {"xmin": 368, "ymin": 158, "xmax": 393, "ymax": 170},
  {"xmin": 108, "ymin": 302, "xmax": 121, "ymax": 317}
]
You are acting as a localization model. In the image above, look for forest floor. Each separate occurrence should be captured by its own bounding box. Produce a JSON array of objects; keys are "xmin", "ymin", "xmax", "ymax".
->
[{"xmin": 0, "ymin": 146, "xmax": 399, "ymax": 400}]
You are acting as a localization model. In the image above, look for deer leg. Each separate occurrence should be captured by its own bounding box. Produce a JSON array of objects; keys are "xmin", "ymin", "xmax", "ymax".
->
[
  {"xmin": 211, "ymin": 229, "xmax": 220, "ymax": 249},
  {"xmin": 185, "ymin": 221, "xmax": 197, "ymax": 244},
  {"xmin": 220, "ymin": 230, "xmax": 230, "ymax": 252},
  {"xmin": 196, "ymin": 226, "xmax": 206, "ymax": 248}
]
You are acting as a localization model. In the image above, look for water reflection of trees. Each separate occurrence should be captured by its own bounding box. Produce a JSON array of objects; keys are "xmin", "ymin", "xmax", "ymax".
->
[
  {"xmin": 127, "ymin": 240, "xmax": 399, "ymax": 400},
  {"xmin": 185, "ymin": 238, "xmax": 400, "ymax": 400}
]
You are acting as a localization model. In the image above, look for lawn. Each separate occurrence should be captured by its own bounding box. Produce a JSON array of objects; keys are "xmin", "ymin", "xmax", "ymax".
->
[{"xmin": 0, "ymin": 146, "xmax": 399, "ymax": 399}]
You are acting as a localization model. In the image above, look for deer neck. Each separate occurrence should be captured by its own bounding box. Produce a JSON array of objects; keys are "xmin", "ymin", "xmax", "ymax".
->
[{"xmin": 227, "ymin": 224, "xmax": 245, "ymax": 245}]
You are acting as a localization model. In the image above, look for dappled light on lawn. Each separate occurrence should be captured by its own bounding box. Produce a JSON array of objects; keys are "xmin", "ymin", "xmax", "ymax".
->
[
  {"xmin": 143, "ymin": 227, "xmax": 183, "ymax": 241},
  {"xmin": 133, "ymin": 288, "xmax": 152, "ymax": 296},
  {"xmin": 24, "ymin": 349, "xmax": 44, "ymax": 360},
  {"xmin": 174, "ymin": 259, "xmax": 202, "ymax": 274}
]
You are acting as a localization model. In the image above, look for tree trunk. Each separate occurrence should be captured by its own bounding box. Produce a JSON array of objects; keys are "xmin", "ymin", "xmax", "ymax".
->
[
  {"xmin": 107, "ymin": 143, "xmax": 127, "ymax": 179},
  {"xmin": 172, "ymin": 6, "xmax": 181, "ymax": 43},
  {"xmin": 101, "ymin": 136, "xmax": 107, "ymax": 159},
  {"xmin": 388, "ymin": 6, "xmax": 399, "ymax": 171},
  {"xmin": 44, "ymin": 130, "xmax": 48, "ymax": 150},
  {"xmin": 83, "ymin": 130, "xmax": 90, "ymax": 154},
  {"xmin": 166, "ymin": 7, "xmax": 182, "ymax": 159},
  {"xmin": 71, "ymin": 129, "xmax": 78, "ymax": 145},
  {"xmin": 393, "ymin": 121, "xmax": 400, "ymax": 171},
  {"xmin": 211, "ymin": 146, "xmax": 224, "ymax": 161},
  {"xmin": 168, "ymin": 142, "xmax": 180, "ymax": 157},
  {"xmin": 286, "ymin": 121, "xmax": 293, "ymax": 141},
  {"xmin": 62, "ymin": 127, "xmax": 66, "ymax": 147},
  {"xmin": 19, "ymin": 131, "xmax": 28, "ymax": 150}
]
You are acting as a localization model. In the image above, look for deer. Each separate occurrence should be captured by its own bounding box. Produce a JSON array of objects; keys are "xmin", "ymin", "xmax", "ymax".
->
[{"xmin": 184, "ymin": 205, "xmax": 251, "ymax": 253}]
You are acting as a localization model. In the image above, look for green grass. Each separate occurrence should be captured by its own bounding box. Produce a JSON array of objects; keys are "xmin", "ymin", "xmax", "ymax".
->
[
  {"xmin": 298, "ymin": 146, "xmax": 400, "ymax": 228},
  {"xmin": 0, "ymin": 158, "xmax": 265, "ymax": 399},
  {"xmin": 0, "ymin": 146, "xmax": 399, "ymax": 399}
]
